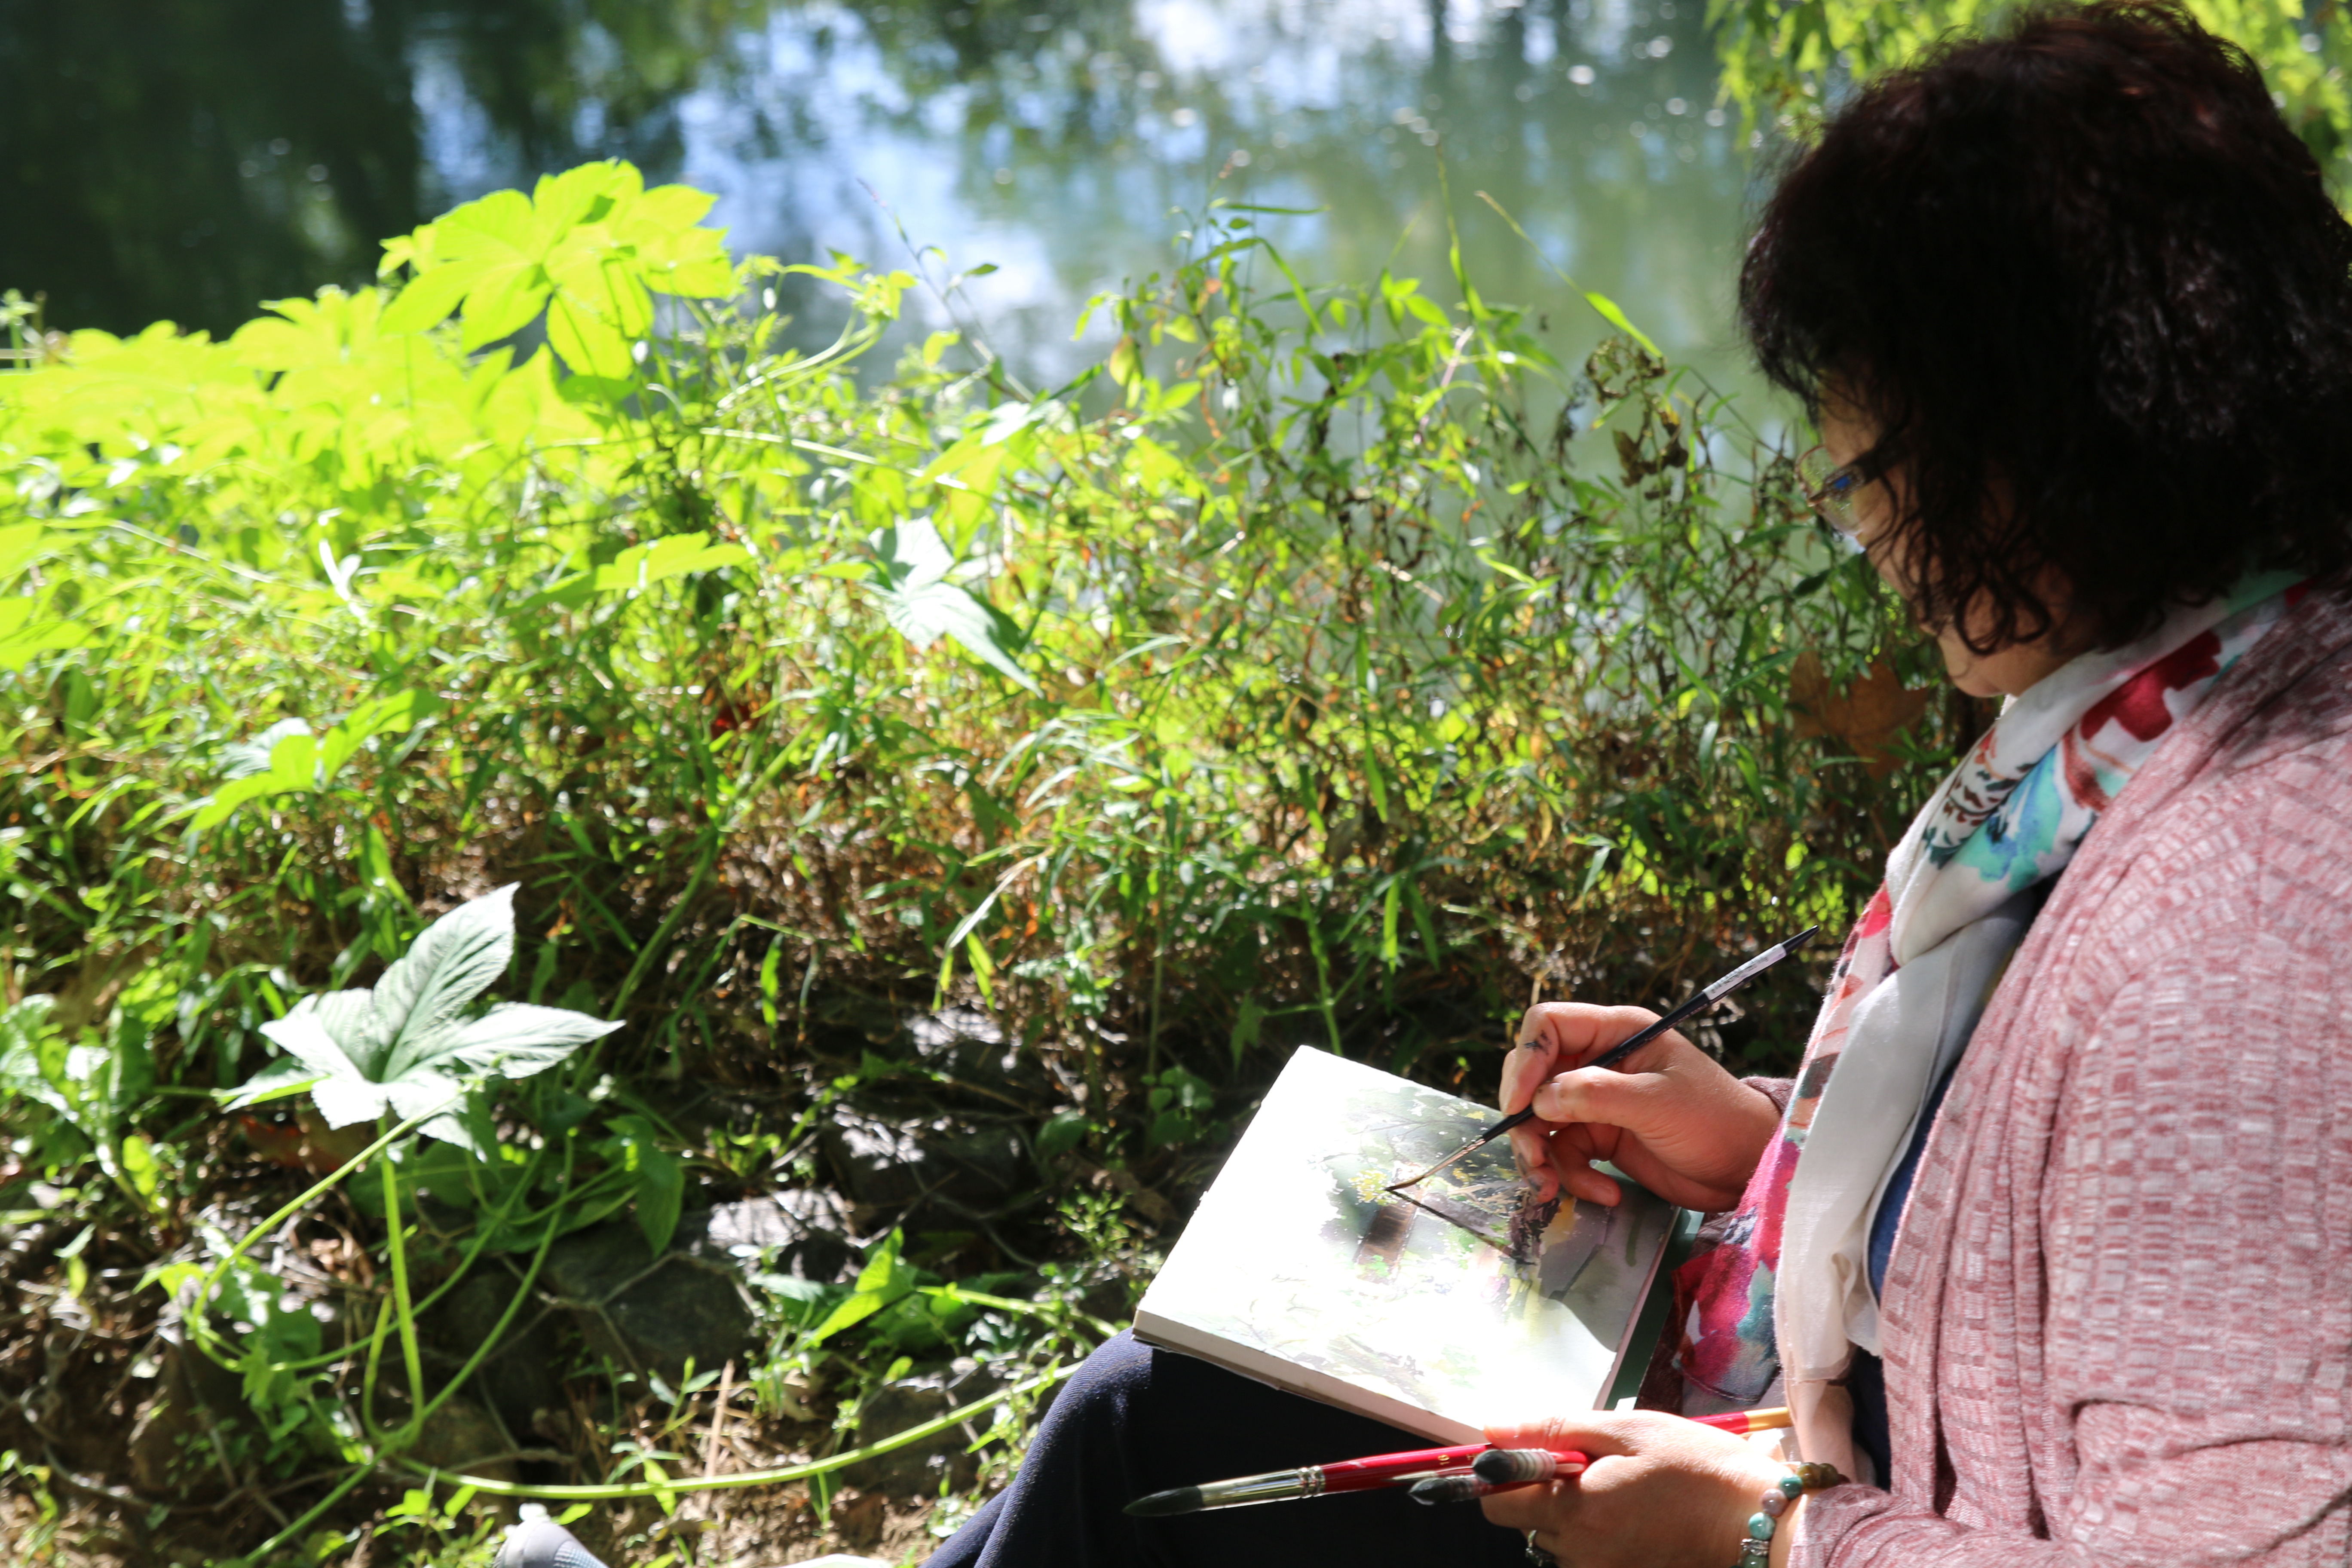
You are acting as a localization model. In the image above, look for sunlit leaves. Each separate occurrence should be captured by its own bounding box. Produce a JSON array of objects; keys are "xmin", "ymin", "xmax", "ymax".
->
[
  {"xmin": 1713, "ymin": 0, "xmax": 2352, "ymax": 200},
  {"xmin": 0, "ymin": 596, "xmax": 86, "ymax": 672},
  {"xmin": 522, "ymin": 529, "xmax": 751, "ymax": 612},
  {"xmin": 601, "ymin": 1113, "xmax": 685, "ymax": 1256},
  {"xmin": 379, "ymin": 159, "xmax": 737, "ymax": 380},
  {"xmin": 193, "ymin": 689, "xmax": 444, "ymax": 830},
  {"xmin": 805, "ymin": 1229, "xmax": 922, "ymax": 1347}
]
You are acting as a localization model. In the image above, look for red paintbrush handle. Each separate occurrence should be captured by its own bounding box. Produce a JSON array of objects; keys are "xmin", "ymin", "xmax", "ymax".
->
[
  {"xmin": 1317, "ymin": 1442, "xmax": 1491, "ymax": 1491},
  {"xmin": 1320, "ymin": 1444, "xmax": 1589, "ymax": 1494}
]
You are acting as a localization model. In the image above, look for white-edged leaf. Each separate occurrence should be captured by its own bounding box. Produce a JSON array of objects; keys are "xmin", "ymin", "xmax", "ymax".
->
[
  {"xmin": 871, "ymin": 519, "xmax": 955, "ymax": 591},
  {"xmin": 879, "ymin": 580, "xmax": 1040, "ymax": 691},
  {"xmin": 257, "ymin": 1010, "xmax": 364, "ymax": 1079},
  {"xmin": 438, "ymin": 1003, "xmax": 625, "ymax": 1077},
  {"xmin": 417, "ymin": 1109, "xmax": 477, "ymax": 1150},
  {"xmin": 299, "ymin": 988, "xmax": 393, "ymax": 1078},
  {"xmin": 256, "ymin": 1011, "xmax": 386, "ymax": 1128},
  {"xmin": 374, "ymin": 884, "xmax": 518, "ymax": 1065},
  {"xmin": 868, "ymin": 520, "xmax": 1038, "ymax": 691},
  {"xmin": 385, "ymin": 1071, "xmax": 467, "ymax": 1126},
  {"xmin": 229, "ymin": 885, "xmax": 614, "ymax": 1145},
  {"xmin": 309, "ymin": 1073, "xmax": 395, "ymax": 1130},
  {"xmin": 219, "ymin": 1057, "xmax": 323, "ymax": 1110}
]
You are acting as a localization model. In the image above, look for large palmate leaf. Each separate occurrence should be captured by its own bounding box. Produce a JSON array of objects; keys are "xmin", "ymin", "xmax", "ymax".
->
[{"xmin": 230, "ymin": 885, "xmax": 621, "ymax": 1144}]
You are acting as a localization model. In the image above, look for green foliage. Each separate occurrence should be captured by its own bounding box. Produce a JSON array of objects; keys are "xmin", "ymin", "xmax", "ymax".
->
[
  {"xmin": 0, "ymin": 991, "xmax": 168, "ymax": 1214},
  {"xmin": 0, "ymin": 158, "xmax": 1960, "ymax": 1555},
  {"xmin": 1712, "ymin": 0, "xmax": 2352, "ymax": 196}
]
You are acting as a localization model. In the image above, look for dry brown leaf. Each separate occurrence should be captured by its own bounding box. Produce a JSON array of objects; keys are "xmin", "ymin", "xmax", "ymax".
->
[{"xmin": 1789, "ymin": 652, "xmax": 1934, "ymax": 778}]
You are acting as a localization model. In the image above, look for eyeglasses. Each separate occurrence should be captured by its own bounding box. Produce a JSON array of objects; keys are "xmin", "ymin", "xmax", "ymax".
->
[{"xmin": 1795, "ymin": 444, "xmax": 1869, "ymax": 537}]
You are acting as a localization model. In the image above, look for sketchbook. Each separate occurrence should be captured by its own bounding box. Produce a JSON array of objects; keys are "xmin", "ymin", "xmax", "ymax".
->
[{"xmin": 1133, "ymin": 1045, "xmax": 1680, "ymax": 1443}]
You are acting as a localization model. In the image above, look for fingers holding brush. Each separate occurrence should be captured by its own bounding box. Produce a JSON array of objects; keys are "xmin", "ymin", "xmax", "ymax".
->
[
  {"xmin": 1504, "ymin": 1004, "xmax": 1663, "ymax": 1201},
  {"xmin": 1505, "ymin": 1003, "xmax": 1781, "ymax": 1215},
  {"xmin": 1476, "ymin": 1413, "xmax": 1788, "ymax": 1568}
]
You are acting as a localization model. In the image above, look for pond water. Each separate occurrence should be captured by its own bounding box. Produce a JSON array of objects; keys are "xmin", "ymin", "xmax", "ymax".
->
[{"xmin": 3, "ymin": 0, "xmax": 1772, "ymax": 390}]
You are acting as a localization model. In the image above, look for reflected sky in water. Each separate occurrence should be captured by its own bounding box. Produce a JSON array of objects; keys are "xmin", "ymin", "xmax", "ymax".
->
[{"xmin": 2, "ymin": 0, "xmax": 1772, "ymax": 393}]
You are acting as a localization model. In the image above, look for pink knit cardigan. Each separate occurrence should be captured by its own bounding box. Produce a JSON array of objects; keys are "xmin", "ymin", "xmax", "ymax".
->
[{"xmin": 1793, "ymin": 586, "xmax": 2352, "ymax": 1567}]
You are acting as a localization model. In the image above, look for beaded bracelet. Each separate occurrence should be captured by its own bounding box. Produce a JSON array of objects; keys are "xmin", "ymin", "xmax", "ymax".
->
[{"xmin": 1730, "ymin": 1461, "xmax": 1846, "ymax": 1567}]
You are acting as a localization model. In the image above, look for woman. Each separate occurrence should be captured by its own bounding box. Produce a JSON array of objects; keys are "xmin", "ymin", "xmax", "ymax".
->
[{"xmin": 931, "ymin": 5, "xmax": 2352, "ymax": 1564}]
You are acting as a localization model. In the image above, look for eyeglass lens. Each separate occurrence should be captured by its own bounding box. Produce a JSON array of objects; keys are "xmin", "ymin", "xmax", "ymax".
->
[{"xmin": 1797, "ymin": 449, "xmax": 1863, "ymax": 535}]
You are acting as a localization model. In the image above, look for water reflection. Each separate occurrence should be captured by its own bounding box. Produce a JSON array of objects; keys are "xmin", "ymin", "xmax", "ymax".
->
[{"xmin": 0, "ymin": 0, "xmax": 1761, "ymax": 387}]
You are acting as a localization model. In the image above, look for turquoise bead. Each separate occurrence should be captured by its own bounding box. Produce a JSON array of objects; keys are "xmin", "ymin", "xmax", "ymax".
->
[
  {"xmin": 1776, "ymin": 1473, "xmax": 1806, "ymax": 1500},
  {"xmin": 1748, "ymin": 1513, "xmax": 1776, "ymax": 1541}
]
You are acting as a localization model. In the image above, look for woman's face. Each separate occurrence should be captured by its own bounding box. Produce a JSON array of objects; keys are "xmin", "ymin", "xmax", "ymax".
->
[{"xmin": 1817, "ymin": 397, "xmax": 2077, "ymax": 700}]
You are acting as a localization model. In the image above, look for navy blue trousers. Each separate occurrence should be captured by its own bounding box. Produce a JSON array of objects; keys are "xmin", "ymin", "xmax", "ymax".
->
[{"xmin": 926, "ymin": 1332, "xmax": 1528, "ymax": 1567}]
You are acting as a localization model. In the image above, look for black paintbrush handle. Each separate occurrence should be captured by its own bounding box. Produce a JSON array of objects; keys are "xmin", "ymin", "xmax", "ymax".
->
[{"xmin": 1580, "ymin": 987, "xmax": 1715, "ymax": 1074}]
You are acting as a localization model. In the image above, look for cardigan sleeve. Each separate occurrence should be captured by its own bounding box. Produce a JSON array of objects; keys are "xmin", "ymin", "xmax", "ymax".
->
[
  {"xmin": 1743, "ymin": 1075, "xmax": 1797, "ymax": 1116},
  {"xmin": 1792, "ymin": 821, "xmax": 2352, "ymax": 1568}
]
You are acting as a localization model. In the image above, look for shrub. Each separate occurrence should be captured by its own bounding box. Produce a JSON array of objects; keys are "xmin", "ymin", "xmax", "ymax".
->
[{"xmin": 0, "ymin": 160, "xmax": 1964, "ymax": 1554}]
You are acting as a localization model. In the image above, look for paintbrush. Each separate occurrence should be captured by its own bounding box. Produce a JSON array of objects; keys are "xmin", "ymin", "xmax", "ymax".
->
[
  {"xmin": 1124, "ymin": 1441, "xmax": 1589, "ymax": 1516},
  {"xmin": 1385, "ymin": 926, "xmax": 1819, "ymax": 1193}
]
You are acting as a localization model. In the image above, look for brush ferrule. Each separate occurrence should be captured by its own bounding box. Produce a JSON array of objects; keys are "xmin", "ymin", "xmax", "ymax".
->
[
  {"xmin": 1194, "ymin": 1467, "xmax": 1321, "ymax": 1509},
  {"xmin": 1703, "ymin": 943, "xmax": 1784, "ymax": 1002}
]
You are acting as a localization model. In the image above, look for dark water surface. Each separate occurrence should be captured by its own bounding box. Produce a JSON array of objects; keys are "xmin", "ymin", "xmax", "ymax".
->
[{"xmin": 2, "ymin": 0, "xmax": 1767, "ymax": 386}]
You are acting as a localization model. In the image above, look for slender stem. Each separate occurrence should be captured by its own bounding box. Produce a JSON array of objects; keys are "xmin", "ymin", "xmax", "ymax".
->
[
  {"xmin": 245, "ymin": 1460, "xmax": 375, "ymax": 1562},
  {"xmin": 412, "ymin": 1139, "xmax": 576, "ymax": 1432},
  {"xmin": 361, "ymin": 1293, "xmax": 396, "ymax": 1444},
  {"xmin": 612, "ymin": 842, "xmax": 718, "ymax": 1014},
  {"xmin": 385, "ymin": 1365, "xmax": 1072, "ymax": 1501},
  {"xmin": 1304, "ymin": 891, "xmax": 1342, "ymax": 1054},
  {"xmin": 269, "ymin": 1142, "xmax": 559, "ymax": 1374},
  {"xmin": 380, "ymin": 1145, "xmax": 429, "ymax": 1435}
]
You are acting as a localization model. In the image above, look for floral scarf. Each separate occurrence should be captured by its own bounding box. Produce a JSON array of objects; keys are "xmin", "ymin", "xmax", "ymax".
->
[{"xmin": 1673, "ymin": 575, "xmax": 2306, "ymax": 1438}]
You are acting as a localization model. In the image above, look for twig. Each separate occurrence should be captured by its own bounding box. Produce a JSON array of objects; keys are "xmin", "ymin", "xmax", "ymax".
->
[{"xmin": 703, "ymin": 1360, "xmax": 736, "ymax": 1480}]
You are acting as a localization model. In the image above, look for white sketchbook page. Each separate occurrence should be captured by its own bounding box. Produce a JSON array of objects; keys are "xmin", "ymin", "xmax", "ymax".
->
[{"xmin": 1135, "ymin": 1045, "xmax": 1675, "ymax": 1437}]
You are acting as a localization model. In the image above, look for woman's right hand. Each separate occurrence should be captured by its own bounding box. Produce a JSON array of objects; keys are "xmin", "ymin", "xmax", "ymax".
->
[{"xmin": 1500, "ymin": 1002, "xmax": 1782, "ymax": 1213}]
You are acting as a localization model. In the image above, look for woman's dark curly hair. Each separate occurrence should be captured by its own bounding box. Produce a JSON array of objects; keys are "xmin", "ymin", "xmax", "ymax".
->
[{"xmin": 1743, "ymin": 2, "xmax": 2352, "ymax": 653}]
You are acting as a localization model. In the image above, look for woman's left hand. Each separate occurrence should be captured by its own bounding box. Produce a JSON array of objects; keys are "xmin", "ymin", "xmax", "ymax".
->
[{"xmin": 1478, "ymin": 1411, "xmax": 1790, "ymax": 1568}]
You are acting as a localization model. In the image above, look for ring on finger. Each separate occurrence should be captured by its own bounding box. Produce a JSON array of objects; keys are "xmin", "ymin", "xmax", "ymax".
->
[{"xmin": 1524, "ymin": 1528, "xmax": 1555, "ymax": 1565}]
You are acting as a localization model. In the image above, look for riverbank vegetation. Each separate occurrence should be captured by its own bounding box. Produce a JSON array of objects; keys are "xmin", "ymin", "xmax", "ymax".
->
[
  {"xmin": 0, "ymin": 10, "xmax": 2308, "ymax": 1565},
  {"xmin": 80, "ymin": 0, "xmax": 2352, "ymax": 1534},
  {"xmin": 0, "ymin": 154, "xmax": 1975, "ymax": 1566}
]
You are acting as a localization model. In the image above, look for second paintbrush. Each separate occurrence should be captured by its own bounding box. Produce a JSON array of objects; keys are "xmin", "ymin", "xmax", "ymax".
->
[{"xmin": 1386, "ymin": 926, "xmax": 1819, "ymax": 1193}]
